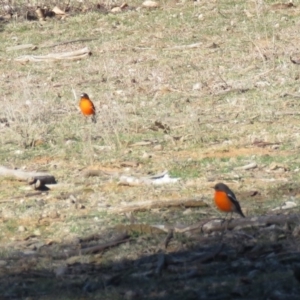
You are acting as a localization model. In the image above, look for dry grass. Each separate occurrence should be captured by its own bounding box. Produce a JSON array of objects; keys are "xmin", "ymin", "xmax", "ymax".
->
[{"xmin": 1, "ymin": 0, "xmax": 300, "ymax": 298}]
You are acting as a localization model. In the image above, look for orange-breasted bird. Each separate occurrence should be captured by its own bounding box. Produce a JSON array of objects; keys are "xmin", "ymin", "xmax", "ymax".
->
[
  {"xmin": 79, "ymin": 93, "xmax": 97, "ymax": 123},
  {"xmin": 213, "ymin": 183, "xmax": 245, "ymax": 218}
]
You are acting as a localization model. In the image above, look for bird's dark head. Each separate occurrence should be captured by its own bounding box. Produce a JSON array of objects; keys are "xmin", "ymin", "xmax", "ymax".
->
[
  {"xmin": 213, "ymin": 182, "xmax": 229, "ymax": 191},
  {"xmin": 81, "ymin": 93, "xmax": 89, "ymax": 99}
]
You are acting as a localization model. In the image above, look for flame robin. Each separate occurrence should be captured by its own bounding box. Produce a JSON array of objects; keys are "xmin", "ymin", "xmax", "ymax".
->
[
  {"xmin": 213, "ymin": 183, "xmax": 245, "ymax": 218},
  {"xmin": 79, "ymin": 93, "xmax": 97, "ymax": 123}
]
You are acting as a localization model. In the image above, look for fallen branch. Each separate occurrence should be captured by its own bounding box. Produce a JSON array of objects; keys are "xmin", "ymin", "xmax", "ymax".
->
[
  {"xmin": 6, "ymin": 44, "xmax": 37, "ymax": 52},
  {"xmin": 15, "ymin": 47, "xmax": 91, "ymax": 62},
  {"xmin": 163, "ymin": 42, "xmax": 203, "ymax": 50},
  {"xmin": 79, "ymin": 234, "xmax": 130, "ymax": 255},
  {"xmin": 109, "ymin": 198, "xmax": 207, "ymax": 213},
  {"xmin": 234, "ymin": 162, "xmax": 257, "ymax": 170},
  {"xmin": 0, "ymin": 166, "xmax": 56, "ymax": 190},
  {"xmin": 7, "ymin": 39, "xmax": 97, "ymax": 52},
  {"xmin": 49, "ymin": 233, "xmax": 130, "ymax": 259},
  {"xmin": 275, "ymin": 111, "xmax": 300, "ymax": 116},
  {"xmin": 133, "ymin": 42, "xmax": 202, "ymax": 51}
]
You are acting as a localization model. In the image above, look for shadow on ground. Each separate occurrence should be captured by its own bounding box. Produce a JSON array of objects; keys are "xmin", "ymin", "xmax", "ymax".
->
[{"xmin": 1, "ymin": 214, "xmax": 300, "ymax": 300}]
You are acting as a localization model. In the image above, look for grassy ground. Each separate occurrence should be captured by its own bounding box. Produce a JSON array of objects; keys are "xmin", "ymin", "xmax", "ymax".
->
[{"xmin": 1, "ymin": 0, "xmax": 300, "ymax": 299}]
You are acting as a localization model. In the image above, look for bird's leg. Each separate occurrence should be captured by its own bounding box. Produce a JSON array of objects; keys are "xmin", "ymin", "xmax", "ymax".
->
[
  {"xmin": 228, "ymin": 212, "xmax": 233, "ymax": 225},
  {"xmin": 220, "ymin": 213, "xmax": 228, "ymax": 231},
  {"xmin": 219, "ymin": 214, "xmax": 228, "ymax": 241},
  {"xmin": 222, "ymin": 213, "xmax": 233, "ymax": 231},
  {"xmin": 225, "ymin": 213, "xmax": 230, "ymax": 231}
]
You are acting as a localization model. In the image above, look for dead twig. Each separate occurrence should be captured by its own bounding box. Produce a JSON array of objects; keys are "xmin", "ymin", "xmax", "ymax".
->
[
  {"xmin": 163, "ymin": 229, "xmax": 174, "ymax": 250},
  {"xmin": 40, "ymin": 38, "xmax": 98, "ymax": 49},
  {"xmin": 80, "ymin": 235, "xmax": 130, "ymax": 255},
  {"xmin": 134, "ymin": 42, "xmax": 202, "ymax": 51}
]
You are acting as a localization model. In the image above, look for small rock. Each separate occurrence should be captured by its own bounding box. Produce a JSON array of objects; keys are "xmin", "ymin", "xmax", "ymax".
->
[
  {"xmin": 18, "ymin": 226, "xmax": 27, "ymax": 232},
  {"xmin": 65, "ymin": 139, "xmax": 75, "ymax": 146},
  {"xmin": 111, "ymin": 7, "xmax": 122, "ymax": 13},
  {"xmin": 153, "ymin": 144, "xmax": 163, "ymax": 151},
  {"xmin": 272, "ymin": 201, "xmax": 297, "ymax": 211},
  {"xmin": 142, "ymin": 1, "xmax": 159, "ymax": 8},
  {"xmin": 234, "ymin": 162, "xmax": 257, "ymax": 170},
  {"xmin": 14, "ymin": 150, "xmax": 23, "ymax": 155},
  {"xmin": 33, "ymin": 229, "xmax": 41, "ymax": 236},
  {"xmin": 142, "ymin": 152, "xmax": 152, "ymax": 159},
  {"xmin": 192, "ymin": 82, "xmax": 202, "ymax": 90}
]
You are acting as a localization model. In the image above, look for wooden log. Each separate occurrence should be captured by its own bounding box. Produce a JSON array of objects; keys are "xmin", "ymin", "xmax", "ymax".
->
[
  {"xmin": 15, "ymin": 47, "xmax": 91, "ymax": 63},
  {"xmin": 0, "ymin": 166, "xmax": 55, "ymax": 182}
]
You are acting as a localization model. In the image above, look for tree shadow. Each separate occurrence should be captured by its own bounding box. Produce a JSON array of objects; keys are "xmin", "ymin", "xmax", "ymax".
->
[{"xmin": 0, "ymin": 221, "xmax": 300, "ymax": 300}]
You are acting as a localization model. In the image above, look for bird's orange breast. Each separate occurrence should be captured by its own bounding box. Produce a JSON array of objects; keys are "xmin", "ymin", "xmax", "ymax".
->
[
  {"xmin": 214, "ymin": 191, "xmax": 234, "ymax": 212},
  {"xmin": 80, "ymin": 98, "xmax": 95, "ymax": 116}
]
